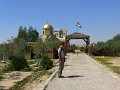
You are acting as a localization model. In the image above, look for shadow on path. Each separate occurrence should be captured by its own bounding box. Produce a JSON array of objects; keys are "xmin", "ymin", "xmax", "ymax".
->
[
  {"xmin": 54, "ymin": 64, "xmax": 71, "ymax": 67},
  {"xmin": 61, "ymin": 75, "xmax": 84, "ymax": 78}
]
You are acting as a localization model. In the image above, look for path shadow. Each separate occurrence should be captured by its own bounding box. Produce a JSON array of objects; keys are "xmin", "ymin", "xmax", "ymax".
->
[
  {"xmin": 54, "ymin": 64, "xmax": 71, "ymax": 67},
  {"xmin": 64, "ymin": 65, "xmax": 71, "ymax": 67},
  {"xmin": 63, "ymin": 75, "xmax": 84, "ymax": 78}
]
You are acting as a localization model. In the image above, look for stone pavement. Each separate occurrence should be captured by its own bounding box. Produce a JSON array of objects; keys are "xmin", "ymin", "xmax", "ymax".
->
[{"xmin": 45, "ymin": 53, "xmax": 120, "ymax": 90}]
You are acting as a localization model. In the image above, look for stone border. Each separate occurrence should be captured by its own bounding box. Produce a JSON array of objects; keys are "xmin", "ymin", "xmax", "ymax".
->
[
  {"xmin": 33, "ymin": 69, "xmax": 58, "ymax": 90},
  {"xmin": 42, "ymin": 69, "xmax": 57, "ymax": 90}
]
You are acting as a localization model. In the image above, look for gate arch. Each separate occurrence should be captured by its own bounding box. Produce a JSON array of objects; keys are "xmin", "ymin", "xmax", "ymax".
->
[{"xmin": 66, "ymin": 32, "xmax": 90, "ymax": 54}]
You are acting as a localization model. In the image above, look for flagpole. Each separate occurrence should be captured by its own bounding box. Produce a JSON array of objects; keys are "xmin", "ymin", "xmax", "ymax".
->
[
  {"xmin": 76, "ymin": 21, "xmax": 82, "ymax": 33},
  {"xmin": 77, "ymin": 25, "xmax": 78, "ymax": 32}
]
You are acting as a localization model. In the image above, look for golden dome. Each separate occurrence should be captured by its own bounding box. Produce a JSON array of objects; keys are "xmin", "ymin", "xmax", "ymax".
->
[{"xmin": 43, "ymin": 24, "xmax": 53, "ymax": 30}]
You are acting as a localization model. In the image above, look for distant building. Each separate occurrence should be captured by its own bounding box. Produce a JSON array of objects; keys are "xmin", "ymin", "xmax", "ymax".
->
[
  {"xmin": 41, "ymin": 23, "xmax": 67, "ymax": 42},
  {"xmin": 26, "ymin": 23, "xmax": 67, "ymax": 60},
  {"xmin": 54, "ymin": 29, "xmax": 67, "ymax": 42}
]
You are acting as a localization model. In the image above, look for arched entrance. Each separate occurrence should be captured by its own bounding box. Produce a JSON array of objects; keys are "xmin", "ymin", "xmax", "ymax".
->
[{"xmin": 66, "ymin": 32, "xmax": 90, "ymax": 54}]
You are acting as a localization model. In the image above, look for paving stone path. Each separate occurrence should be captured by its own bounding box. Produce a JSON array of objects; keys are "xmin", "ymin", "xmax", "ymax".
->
[{"xmin": 45, "ymin": 53, "xmax": 120, "ymax": 90}]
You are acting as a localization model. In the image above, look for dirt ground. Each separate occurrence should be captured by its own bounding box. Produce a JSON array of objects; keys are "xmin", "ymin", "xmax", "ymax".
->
[
  {"xmin": 0, "ymin": 65, "xmax": 56, "ymax": 90},
  {"xmin": 0, "ymin": 61, "xmax": 7, "ymax": 68},
  {"xmin": 0, "ymin": 71, "xmax": 32, "ymax": 90}
]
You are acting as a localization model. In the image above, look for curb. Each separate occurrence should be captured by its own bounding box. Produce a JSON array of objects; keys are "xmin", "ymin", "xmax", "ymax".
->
[
  {"xmin": 33, "ymin": 69, "xmax": 58, "ymax": 90},
  {"xmin": 42, "ymin": 69, "xmax": 58, "ymax": 90}
]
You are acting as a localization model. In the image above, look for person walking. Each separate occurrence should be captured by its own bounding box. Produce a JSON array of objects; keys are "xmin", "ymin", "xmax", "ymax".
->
[{"xmin": 58, "ymin": 42, "xmax": 65, "ymax": 78}]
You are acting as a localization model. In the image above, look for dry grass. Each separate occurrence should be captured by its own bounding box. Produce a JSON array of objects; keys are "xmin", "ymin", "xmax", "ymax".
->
[{"xmin": 93, "ymin": 56, "xmax": 120, "ymax": 75}]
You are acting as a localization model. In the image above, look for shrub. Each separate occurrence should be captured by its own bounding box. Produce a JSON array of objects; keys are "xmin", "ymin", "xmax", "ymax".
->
[
  {"xmin": 40, "ymin": 56, "xmax": 53, "ymax": 70},
  {"xmin": 91, "ymin": 34, "xmax": 120, "ymax": 56},
  {"xmin": 47, "ymin": 71, "xmax": 53, "ymax": 76},
  {"xmin": 0, "ymin": 64, "xmax": 13, "ymax": 73},
  {"xmin": 11, "ymin": 55, "xmax": 29, "ymax": 71},
  {"xmin": 35, "ymin": 66, "xmax": 44, "ymax": 72},
  {"xmin": 27, "ymin": 60, "xmax": 35, "ymax": 65}
]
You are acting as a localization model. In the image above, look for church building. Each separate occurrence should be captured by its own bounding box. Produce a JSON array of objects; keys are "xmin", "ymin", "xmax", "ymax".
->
[{"xmin": 25, "ymin": 23, "xmax": 67, "ymax": 60}]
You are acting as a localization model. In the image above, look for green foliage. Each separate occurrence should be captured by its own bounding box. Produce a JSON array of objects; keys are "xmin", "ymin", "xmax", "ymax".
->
[
  {"xmin": 14, "ymin": 38, "xmax": 27, "ymax": 56},
  {"xmin": 91, "ymin": 34, "xmax": 120, "ymax": 56},
  {"xmin": 45, "ymin": 36, "xmax": 61, "ymax": 51},
  {"xmin": 6, "ymin": 37, "xmax": 27, "ymax": 59},
  {"xmin": 80, "ymin": 47, "xmax": 85, "ymax": 52},
  {"xmin": 47, "ymin": 71, "xmax": 53, "ymax": 76},
  {"xmin": 40, "ymin": 56, "xmax": 53, "ymax": 70},
  {"xmin": 27, "ymin": 26, "xmax": 39, "ymax": 42},
  {"xmin": 11, "ymin": 55, "xmax": 29, "ymax": 71},
  {"xmin": 0, "ymin": 43, "xmax": 8, "ymax": 60},
  {"xmin": 27, "ymin": 60, "xmax": 35, "ymax": 65},
  {"xmin": 34, "ymin": 39, "xmax": 47, "ymax": 59},
  {"xmin": 35, "ymin": 66, "xmax": 44, "ymax": 72},
  {"xmin": 18, "ymin": 26, "xmax": 27, "ymax": 41},
  {"xmin": 69, "ymin": 44, "xmax": 78, "ymax": 52},
  {"xmin": 0, "ymin": 64, "xmax": 13, "ymax": 73},
  {"xmin": 17, "ymin": 26, "xmax": 39, "ymax": 42},
  {"xmin": 34, "ymin": 37, "xmax": 60, "ymax": 59}
]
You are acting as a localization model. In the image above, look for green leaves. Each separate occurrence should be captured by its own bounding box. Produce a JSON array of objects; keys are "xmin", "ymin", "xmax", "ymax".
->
[
  {"xmin": 40, "ymin": 56, "xmax": 53, "ymax": 70},
  {"xmin": 11, "ymin": 55, "xmax": 29, "ymax": 71},
  {"xmin": 45, "ymin": 36, "xmax": 61, "ymax": 51},
  {"xmin": 69, "ymin": 44, "xmax": 78, "ymax": 52},
  {"xmin": 17, "ymin": 26, "xmax": 39, "ymax": 42},
  {"xmin": 27, "ymin": 27, "xmax": 39, "ymax": 42},
  {"xmin": 18, "ymin": 26, "xmax": 27, "ymax": 41},
  {"xmin": 91, "ymin": 34, "xmax": 120, "ymax": 56},
  {"xmin": 34, "ymin": 39, "xmax": 46, "ymax": 58}
]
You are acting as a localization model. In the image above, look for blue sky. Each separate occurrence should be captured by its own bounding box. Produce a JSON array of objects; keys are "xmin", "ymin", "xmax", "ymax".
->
[{"xmin": 0, "ymin": 0, "xmax": 120, "ymax": 44}]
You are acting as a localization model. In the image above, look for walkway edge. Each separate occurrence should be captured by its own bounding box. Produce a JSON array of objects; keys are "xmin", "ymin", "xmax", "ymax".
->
[{"xmin": 42, "ymin": 69, "xmax": 57, "ymax": 90}]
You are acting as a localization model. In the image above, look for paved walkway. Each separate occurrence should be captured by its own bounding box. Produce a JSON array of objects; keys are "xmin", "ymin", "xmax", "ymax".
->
[{"xmin": 45, "ymin": 53, "xmax": 120, "ymax": 90}]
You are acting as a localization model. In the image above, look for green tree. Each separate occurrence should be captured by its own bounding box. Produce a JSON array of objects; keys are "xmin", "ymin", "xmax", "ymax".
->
[
  {"xmin": 17, "ymin": 26, "xmax": 27, "ymax": 41},
  {"xmin": 69, "ymin": 44, "xmax": 78, "ymax": 52},
  {"xmin": 13, "ymin": 37, "xmax": 27, "ymax": 56},
  {"xmin": 40, "ymin": 56, "xmax": 53, "ymax": 70},
  {"xmin": 34, "ymin": 37, "xmax": 60, "ymax": 66},
  {"xmin": 45, "ymin": 36, "xmax": 61, "ymax": 51},
  {"xmin": 0, "ymin": 43, "xmax": 7, "ymax": 60},
  {"xmin": 6, "ymin": 37, "xmax": 26, "ymax": 59},
  {"xmin": 91, "ymin": 34, "xmax": 120, "ymax": 56},
  {"xmin": 35, "ymin": 39, "xmax": 47, "ymax": 58},
  {"xmin": 11, "ymin": 55, "xmax": 29, "ymax": 71},
  {"xmin": 34, "ymin": 39, "xmax": 47, "ymax": 65},
  {"xmin": 27, "ymin": 26, "xmax": 39, "ymax": 42}
]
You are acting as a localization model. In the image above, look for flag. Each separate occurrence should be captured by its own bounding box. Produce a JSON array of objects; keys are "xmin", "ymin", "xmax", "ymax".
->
[{"xmin": 76, "ymin": 21, "xmax": 82, "ymax": 28}]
